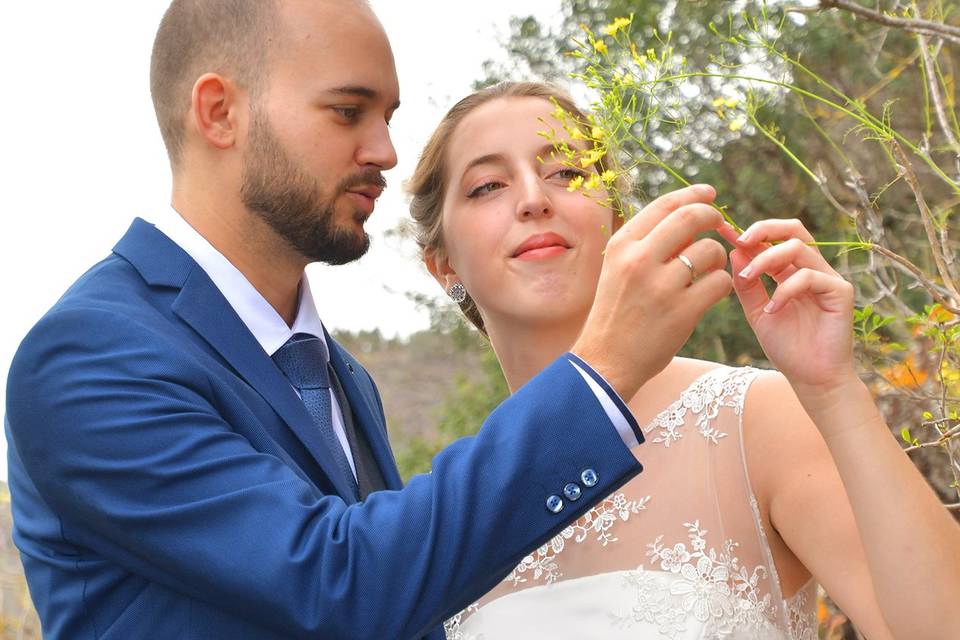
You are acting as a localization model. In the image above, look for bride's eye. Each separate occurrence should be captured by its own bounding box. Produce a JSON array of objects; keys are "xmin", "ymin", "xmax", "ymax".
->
[
  {"xmin": 552, "ymin": 168, "xmax": 588, "ymax": 181},
  {"xmin": 467, "ymin": 181, "xmax": 505, "ymax": 198}
]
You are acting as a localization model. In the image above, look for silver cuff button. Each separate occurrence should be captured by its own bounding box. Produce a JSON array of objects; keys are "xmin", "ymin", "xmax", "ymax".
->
[
  {"xmin": 580, "ymin": 468, "xmax": 599, "ymax": 487},
  {"xmin": 546, "ymin": 495, "xmax": 564, "ymax": 514},
  {"xmin": 563, "ymin": 482, "xmax": 582, "ymax": 501}
]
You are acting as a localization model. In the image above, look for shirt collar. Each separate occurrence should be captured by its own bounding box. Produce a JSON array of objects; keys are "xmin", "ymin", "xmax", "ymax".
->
[{"xmin": 152, "ymin": 206, "xmax": 328, "ymax": 358}]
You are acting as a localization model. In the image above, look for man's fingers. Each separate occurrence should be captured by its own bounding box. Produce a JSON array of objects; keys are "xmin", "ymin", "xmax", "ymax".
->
[
  {"xmin": 618, "ymin": 184, "xmax": 717, "ymax": 241},
  {"xmin": 686, "ymin": 269, "xmax": 734, "ymax": 315},
  {"xmin": 645, "ymin": 203, "xmax": 725, "ymax": 262},
  {"xmin": 671, "ymin": 238, "xmax": 728, "ymax": 287}
]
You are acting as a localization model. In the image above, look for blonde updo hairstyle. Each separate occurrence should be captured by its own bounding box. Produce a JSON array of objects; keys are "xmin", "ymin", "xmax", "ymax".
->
[{"xmin": 407, "ymin": 81, "xmax": 623, "ymax": 335}]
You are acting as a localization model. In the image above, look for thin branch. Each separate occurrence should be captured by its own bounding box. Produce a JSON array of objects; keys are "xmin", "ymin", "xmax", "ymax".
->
[
  {"xmin": 917, "ymin": 34, "xmax": 960, "ymax": 156},
  {"xmin": 815, "ymin": 0, "xmax": 960, "ymax": 46},
  {"xmin": 891, "ymin": 141, "xmax": 960, "ymax": 304},
  {"xmin": 867, "ymin": 243, "xmax": 960, "ymax": 315}
]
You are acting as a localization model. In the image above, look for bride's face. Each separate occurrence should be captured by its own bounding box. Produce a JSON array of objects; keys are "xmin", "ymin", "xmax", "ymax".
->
[{"xmin": 436, "ymin": 97, "xmax": 617, "ymax": 330}]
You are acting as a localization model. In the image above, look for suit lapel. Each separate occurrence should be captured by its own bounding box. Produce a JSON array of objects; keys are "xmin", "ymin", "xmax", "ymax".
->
[
  {"xmin": 172, "ymin": 270, "xmax": 361, "ymax": 502},
  {"xmin": 115, "ymin": 219, "xmax": 360, "ymax": 502},
  {"xmin": 326, "ymin": 331, "xmax": 403, "ymax": 490}
]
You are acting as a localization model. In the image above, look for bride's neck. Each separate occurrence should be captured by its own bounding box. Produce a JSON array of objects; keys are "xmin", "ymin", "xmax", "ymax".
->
[{"xmin": 486, "ymin": 315, "xmax": 585, "ymax": 393}]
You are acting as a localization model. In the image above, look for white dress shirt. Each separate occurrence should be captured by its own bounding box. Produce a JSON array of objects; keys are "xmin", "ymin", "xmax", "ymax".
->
[{"xmin": 150, "ymin": 207, "xmax": 640, "ymax": 482}]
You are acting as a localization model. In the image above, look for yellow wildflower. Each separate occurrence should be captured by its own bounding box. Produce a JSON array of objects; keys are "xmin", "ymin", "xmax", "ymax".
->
[
  {"xmin": 591, "ymin": 126, "xmax": 606, "ymax": 140},
  {"xmin": 579, "ymin": 148, "xmax": 603, "ymax": 168},
  {"xmin": 593, "ymin": 39, "xmax": 608, "ymax": 55},
  {"xmin": 724, "ymin": 97, "xmax": 739, "ymax": 109},
  {"xmin": 601, "ymin": 169, "xmax": 618, "ymax": 183},
  {"xmin": 729, "ymin": 119, "xmax": 745, "ymax": 132},
  {"xmin": 583, "ymin": 174, "xmax": 602, "ymax": 191},
  {"xmin": 646, "ymin": 48, "xmax": 657, "ymax": 61},
  {"xmin": 712, "ymin": 97, "xmax": 726, "ymax": 108},
  {"xmin": 602, "ymin": 16, "xmax": 632, "ymax": 37},
  {"xmin": 567, "ymin": 175, "xmax": 584, "ymax": 192},
  {"xmin": 570, "ymin": 127, "xmax": 587, "ymax": 140},
  {"xmin": 630, "ymin": 43, "xmax": 646, "ymax": 69}
]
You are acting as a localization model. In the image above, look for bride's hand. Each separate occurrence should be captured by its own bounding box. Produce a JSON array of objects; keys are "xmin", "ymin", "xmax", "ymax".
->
[{"xmin": 719, "ymin": 219, "xmax": 858, "ymax": 397}]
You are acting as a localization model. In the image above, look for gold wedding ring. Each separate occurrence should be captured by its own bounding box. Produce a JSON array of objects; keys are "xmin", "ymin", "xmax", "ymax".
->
[{"xmin": 677, "ymin": 254, "xmax": 696, "ymax": 282}]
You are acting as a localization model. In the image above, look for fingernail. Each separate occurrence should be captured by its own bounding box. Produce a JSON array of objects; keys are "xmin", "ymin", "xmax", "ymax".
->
[
  {"xmin": 737, "ymin": 231, "xmax": 752, "ymax": 244},
  {"xmin": 738, "ymin": 266, "xmax": 753, "ymax": 279},
  {"xmin": 692, "ymin": 183, "xmax": 714, "ymax": 195},
  {"xmin": 763, "ymin": 300, "xmax": 778, "ymax": 313}
]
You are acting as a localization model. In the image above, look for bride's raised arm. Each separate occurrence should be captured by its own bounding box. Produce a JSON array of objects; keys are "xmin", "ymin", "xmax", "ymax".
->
[{"xmin": 718, "ymin": 218, "xmax": 960, "ymax": 638}]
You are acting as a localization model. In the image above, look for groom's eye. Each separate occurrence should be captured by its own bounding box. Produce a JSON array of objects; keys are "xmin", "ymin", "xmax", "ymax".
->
[{"xmin": 332, "ymin": 106, "xmax": 361, "ymax": 122}]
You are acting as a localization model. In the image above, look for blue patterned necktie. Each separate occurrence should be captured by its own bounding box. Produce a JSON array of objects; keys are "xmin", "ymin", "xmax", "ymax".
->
[{"xmin": 271, "ymin": 333, "xmax": 359, "ymax": 498}]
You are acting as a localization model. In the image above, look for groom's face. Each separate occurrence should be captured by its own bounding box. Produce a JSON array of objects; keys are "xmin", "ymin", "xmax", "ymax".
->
[{"xmin": 241, "ymin": 0, "xmax": 400, "ymax": 265}]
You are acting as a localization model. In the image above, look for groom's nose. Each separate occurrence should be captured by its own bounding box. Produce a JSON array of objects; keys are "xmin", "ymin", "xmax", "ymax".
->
[{"xmin": 356, "ymin": 121, "xmax": 398, "ymax": 170}]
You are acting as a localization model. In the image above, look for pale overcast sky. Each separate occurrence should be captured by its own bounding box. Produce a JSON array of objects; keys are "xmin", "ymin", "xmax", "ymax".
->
[{"xmin": 0, "ymin": 1, "xmax": 563, "ymax": 478}]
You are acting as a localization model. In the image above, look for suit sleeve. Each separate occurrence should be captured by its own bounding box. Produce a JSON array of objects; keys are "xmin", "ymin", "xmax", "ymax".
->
[{"xmin": 6, "ymin": 308, "xmax": 643, "ymax": 639}]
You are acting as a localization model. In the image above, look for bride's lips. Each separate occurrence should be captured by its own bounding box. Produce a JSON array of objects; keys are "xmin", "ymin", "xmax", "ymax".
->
[
  {"xmin": 345, "ymin": 185, "xmax": 384, "ymax": 214},
  {"xmin": 511, "ymin": 232, "xmax": 571, "ymax": 261}
]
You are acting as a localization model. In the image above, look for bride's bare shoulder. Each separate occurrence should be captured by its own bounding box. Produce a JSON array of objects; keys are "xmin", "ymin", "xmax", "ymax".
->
[
  {"xmin": 628, "ymin": 357, "xmax": 729, "ymax": 419},
  {"xmin": 662, "ymin": 356, "xmax": 729, "ymax": 385}
]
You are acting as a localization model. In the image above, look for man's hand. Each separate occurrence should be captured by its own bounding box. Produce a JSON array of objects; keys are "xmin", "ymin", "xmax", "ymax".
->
[{"xmin": 572, "ymin": 184, "xmax": 732, "ymax": 400}]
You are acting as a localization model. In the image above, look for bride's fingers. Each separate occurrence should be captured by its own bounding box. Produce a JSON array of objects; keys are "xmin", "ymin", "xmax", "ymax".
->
[
  {"xmin": 730, "ymin": 248, "xmax": 772, "ymax": 325},
  {"xmin": 736, "ymin": 218, "xmax": 816, "ymax": 248},
  {"xmin": 737, "ymin": 238, "xmax": 833, "ymax": 284},
  {"xmin": 764, "ymin": 268, "xmax": 855, "ymax": 315}
]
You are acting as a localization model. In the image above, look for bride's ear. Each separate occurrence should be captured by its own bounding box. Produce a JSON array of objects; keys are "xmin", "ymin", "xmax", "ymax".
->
[{"xmin": 424, "ymin": 247, "xmax": 459, "ymax": 291}]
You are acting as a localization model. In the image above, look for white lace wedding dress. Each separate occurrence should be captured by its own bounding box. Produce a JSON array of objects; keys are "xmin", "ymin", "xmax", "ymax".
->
[{"xmin": 445, "ymin": 366, "xmax": 818, "ymax": 639}]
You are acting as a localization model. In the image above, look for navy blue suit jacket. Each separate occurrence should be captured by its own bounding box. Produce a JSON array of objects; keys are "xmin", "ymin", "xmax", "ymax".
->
[{"xmin": 5, "ymin": 219, "xmax": 643, "ymax": 639}]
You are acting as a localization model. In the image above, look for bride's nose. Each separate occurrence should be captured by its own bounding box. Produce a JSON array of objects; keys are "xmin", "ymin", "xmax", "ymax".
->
[{"xmin": 515, "ymin": 174, "xmax": 554, "ymax": 220}]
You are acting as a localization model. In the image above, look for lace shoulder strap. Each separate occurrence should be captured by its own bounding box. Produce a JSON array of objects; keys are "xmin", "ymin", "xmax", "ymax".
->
[{"xmin": 641, "ymin": 365, "xmax": 761, "ymax": 447}]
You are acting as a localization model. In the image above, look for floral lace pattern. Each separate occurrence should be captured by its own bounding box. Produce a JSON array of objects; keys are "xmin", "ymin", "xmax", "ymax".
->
[
  {"xmin": 443, "ymin": 493, "xmax": 648, "ymax": 640},
  {"xmin": 614, "ymin": 521, "xmax": 776, "ymax": 639},
  {"xmin": 505, "ymin": 492, "xmax": 651, "ymax": 587},
  {"xmin": 643, "ymin": 367, "xmax": 757, "ymax": 446},
  {"xmin": 444, "ymin": 603, "xmax": 482, "ymax": 640},
  {"xmin": 786, "ymin": 585, "xmax": 818, "ymax": 640},
  {"xmin": 445, "ymin": 366, "xmax": 817, "ymax": 639}
]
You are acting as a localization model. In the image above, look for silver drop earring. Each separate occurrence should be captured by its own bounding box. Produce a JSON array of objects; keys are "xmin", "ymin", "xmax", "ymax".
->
[{"xmin": 448, "ymin": 282, "xmax": 467, "ymax": 304}]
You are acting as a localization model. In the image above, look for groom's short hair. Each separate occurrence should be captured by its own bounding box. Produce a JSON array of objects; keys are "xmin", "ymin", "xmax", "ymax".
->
[{"xmin": 150, "ymin": 0, "xmax": 280, "ymax": 169}]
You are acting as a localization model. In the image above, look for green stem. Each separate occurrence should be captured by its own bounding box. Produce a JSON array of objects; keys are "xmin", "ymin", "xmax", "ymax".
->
[
  {"xmin": 748, "ymin": 112, "xmax": 821, "ymax": 184},
  {"xmin": 642, "ymin": 71, "xmax": 960, "ymax": 192}
]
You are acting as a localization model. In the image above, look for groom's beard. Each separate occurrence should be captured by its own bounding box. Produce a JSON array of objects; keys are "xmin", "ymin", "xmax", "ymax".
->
[{"xmin": 240, "ymin": 109, "xmax": 382, "ymax": 266}]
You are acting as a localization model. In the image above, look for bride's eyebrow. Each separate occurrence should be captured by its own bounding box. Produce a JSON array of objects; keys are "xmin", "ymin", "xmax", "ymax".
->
[
  {"xmin": 462, "ymin": 144, "xmax": 564, "ymax": 175},
  {"xmin": 463, "ymin": 153, "xmax": 506, "ymax": 175}
]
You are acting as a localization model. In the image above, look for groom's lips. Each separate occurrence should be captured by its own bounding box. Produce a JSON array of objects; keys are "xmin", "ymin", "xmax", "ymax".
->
[
  {"xmin": 345, "ymin": 185, "xmax": 384, "ymax": 215},
  {"xmin": 511, "ymin": 232, "xmax": 571, "ymax": 261}
]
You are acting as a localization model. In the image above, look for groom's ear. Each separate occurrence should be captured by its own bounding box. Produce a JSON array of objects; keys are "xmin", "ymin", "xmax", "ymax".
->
[
  {"xmin": 190, "ymin": 73, "xmax": 242, "ymax": 152},
  {"xmin": 424, "ymin": 247, "xmax": 458, "ymax": 290}
]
